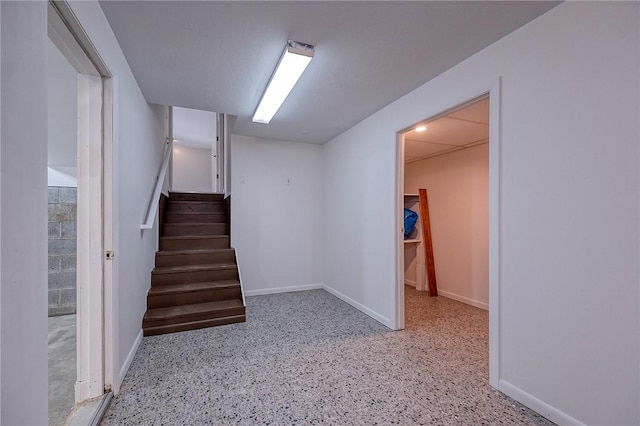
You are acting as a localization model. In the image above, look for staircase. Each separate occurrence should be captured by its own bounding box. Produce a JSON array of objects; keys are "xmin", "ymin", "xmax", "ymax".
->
[{"xmin": 142, "ymin": 192, "xmax": 246, "ymax": 336}]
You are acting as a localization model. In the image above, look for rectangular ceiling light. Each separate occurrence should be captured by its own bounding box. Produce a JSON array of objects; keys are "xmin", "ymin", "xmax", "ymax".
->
[{"xmin": 252, "ymin": 40, "xmax": 314, "ymax": 124}]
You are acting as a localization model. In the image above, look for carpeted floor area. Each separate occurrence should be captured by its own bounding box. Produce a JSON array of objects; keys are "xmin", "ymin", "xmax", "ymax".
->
[{"xmin": 101, "ymin": 288, "xmax": 554, "ymax": 425}]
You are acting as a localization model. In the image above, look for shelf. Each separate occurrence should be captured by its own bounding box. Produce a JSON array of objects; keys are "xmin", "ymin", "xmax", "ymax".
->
[
  {"xmin": 404, "ymin": 193, "xmax": 419, "ymax": 198},
  {"xmin": 404, "ymin": 239, "xmax": 421, "ymax": 244}
]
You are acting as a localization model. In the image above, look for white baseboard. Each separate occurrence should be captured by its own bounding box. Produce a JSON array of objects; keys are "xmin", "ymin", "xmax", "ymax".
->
[
  {"xmin": 244, "ymin": 283, "xmax": 323, "ymax": 297},
  {"xmin": 244, "ymin": 283, "xmax": 394, "ymax": 330},
  {"xmin": 498, "ymin": 379, "xmax": 584, "ymax": 426},
  {"xmin": 404, "ymin": 279, "xmax": 416, "ymax": 287},
  {"xmin": 118, "ymin": 329, "xmax": 143, "ymax": 386},
  {"xmin": 438, "ymin": 289, "xmax": 488, "ymax": 310},
  {"xmin": 322, "ymin": 284, "xmax": 393, "ymax": 329}
]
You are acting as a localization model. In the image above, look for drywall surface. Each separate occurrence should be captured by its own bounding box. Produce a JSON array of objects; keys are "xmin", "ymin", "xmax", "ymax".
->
[
  {"xmin": 47, "ymin": 38, "xmax": 77, "ymax": 169},
  {"xmin": 69, "ymin": 1, "xmax": 168, "ymax": 392},
  {"xmin": 172, "ymin": 145, "xmax": 212, "ymax": 192},
  {"xmin": 0, "ymin": 2, "xmax": 48, "ymax": 424},
  {"xmin": 231, "ymin": 135, "xmax": 323, "ymax": 294},
  {"xmin": 405, "ymin": 144, "xmax": 489, "ymax": 309},
  {"xmin": 48, "ymin": 166, "xmax": 77, "ymax": 187},
  {"xmin": 324, "ymin": 2, "xmax": 639, "ymax": 425}
]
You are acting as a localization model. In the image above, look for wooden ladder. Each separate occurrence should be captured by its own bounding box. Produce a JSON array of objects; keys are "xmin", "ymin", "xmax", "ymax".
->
[{"xmin": 418, "ymin": 188, "xmax": 438, "ymax": 296}]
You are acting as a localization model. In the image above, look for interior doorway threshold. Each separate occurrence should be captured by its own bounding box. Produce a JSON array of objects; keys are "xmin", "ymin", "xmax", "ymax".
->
[{"xmin": 64, "ymin": 392, "xmax": 113, "ymax": 426}]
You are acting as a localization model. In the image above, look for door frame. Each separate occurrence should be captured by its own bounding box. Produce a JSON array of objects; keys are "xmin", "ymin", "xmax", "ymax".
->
[
  {"xmin": 48, "ymin": 0, "xmax": 117, "ymax": 400},
  {"xmin": 394, "ymin": 78, "xmax": 502, "ymax": 388}
]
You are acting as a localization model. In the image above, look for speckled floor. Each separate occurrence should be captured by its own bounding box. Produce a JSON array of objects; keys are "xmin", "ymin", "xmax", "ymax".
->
[{"xmin": 101, "ymin": 288, "xmax": 554, "ymax": 425}]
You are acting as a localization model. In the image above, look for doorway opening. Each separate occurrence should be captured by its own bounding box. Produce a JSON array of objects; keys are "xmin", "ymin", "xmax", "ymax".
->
[
  {"xmin": 395, "ymin": 85, "xmax": 501, "ymax": 388},
  {"xmin": 171, "ymin": 107, "xmax": 222, "ymax": 194},
  {"xmin": 402, "ymin": 95, "xmax": 489, "ymax": 305},
  {"xmin": 47, "ymin": 1, "xmax": 115, "ymax": 423}
]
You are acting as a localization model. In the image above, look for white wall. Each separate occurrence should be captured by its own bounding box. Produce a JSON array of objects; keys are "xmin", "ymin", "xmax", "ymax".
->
[
  {"xmin": 172, "ymin": 145, "xmax": 212, "ymax": 192},
  {"xmin": 324, "ymin": 3, "xmax": 639, "ymax": 425},
  {"xmin": 231, "ymin": 135, "xmax": 323, "ymax": 295},
  {"xmin": 404, "ymin": 144, "xmax": 489, "ymax": 309},
  {"xmin": 48, "ymin": 166, "xmax": 77, "ymax": 187},
  {"xmin": 47, "ymin": 38, "xmax": 77, "ymax": 173},
  {"xmin": 67, "ymin": 1, "xmax": 168, "ymax": 392},
  {"xmin": 0, "ymin": 2, "xmax": 48, "ymax": 424}
]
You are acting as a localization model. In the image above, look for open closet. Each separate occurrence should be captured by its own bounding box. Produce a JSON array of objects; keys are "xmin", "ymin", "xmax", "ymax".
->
[{"xmin": 402, "ymin": 95, "xmax": 490, "ymax": 310}]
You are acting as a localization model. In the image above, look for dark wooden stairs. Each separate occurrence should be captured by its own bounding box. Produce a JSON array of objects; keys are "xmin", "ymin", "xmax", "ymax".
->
[{"xmin": 142, "ymin": 192, "xmax": 246, "ymax": 336}]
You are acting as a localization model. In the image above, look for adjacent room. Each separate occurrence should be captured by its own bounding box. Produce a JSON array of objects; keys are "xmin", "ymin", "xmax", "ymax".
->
[
  {"xmin": 402, "ymin": 96, "xmax": 489, "ymax": 310},
  {"xmin": 47, "ymin": 37, "xmax": 78, "ymax": 426}
]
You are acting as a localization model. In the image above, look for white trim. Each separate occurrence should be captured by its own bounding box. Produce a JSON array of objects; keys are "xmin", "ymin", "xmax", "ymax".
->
[
  {"xmin": 498, "ymin": 380, "xmax": 584, "ymax": 426},
  {"xmin": 438, "ymin": 290, "xmax": 488, "ymax": 311},
  {"xmin": 394, "ymin": 133, "xmax": 406, "ymax": 331},
  {"xmin": 235, "ymin": 249, "xmax": 246, "ymax": 305},
  {"xmin": 244, "ymin": 283, "xmax": 323, "ymax": 297},
  {"xmin": 394, "ymin": 80, "xmax": 502, "ymax": 388},
  {"xmin": 244, "ymin": 284, "xmax": 395, "ymax": 330},
  {"xmin": 75, "ymin": 72, "xmax": 104, "ymax": 402},
  {"xmin": 323, "ymin": 285, "xmax": 393, "ymax": 329},
  {"xmin": 103, "ymin": 75, "xmax": 119, "ymax": 394},
  {"xmin": 118, "ymin": 330, "xmax": 143, "ymax": 385},
  {"xmin": 404, "ymin": 279, "xmax": 416, "ymax": 287},
  {"xmin": 488, "ymin": 78, "xmax": 502, "ymax": 389}
]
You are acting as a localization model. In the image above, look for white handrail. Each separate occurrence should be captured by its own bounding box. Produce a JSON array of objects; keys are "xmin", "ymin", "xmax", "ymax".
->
[{"xmin": 140, "ymin": 140, "xmax": 173, "ymax": 230}]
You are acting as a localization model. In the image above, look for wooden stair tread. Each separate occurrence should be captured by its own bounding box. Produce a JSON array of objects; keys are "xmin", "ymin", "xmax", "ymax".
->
[
  {"xmin": 160, "ymin": 235, "xmax": 229, "ymax": 240},
  {"xmin": 148, "ymin": 280, "xmax": 240, "ymax": 296},
  {"xmin": 163, "ymin": 223, "xmax": 226, "ymax": 226},
  {"xmin": 145, "ymin": 191, "xmax": 245, "ymax": 336},
  {"xmin": 156, "ymin": 248, "xmax": 233, "ymax": 256},
  {"xmin": 152, "ymin": 263, "xmax": 236, "ymax": 274},
  {"xmin": 165, "ymin": 210, "xmax": 224, "ymax": 215},
  {"xmin": 169, "ymin": 200, "xmax": 225, "ymax": 204},
  {"xmin": 143, "ymin": 315, "xmax": 245, "ymax": 336},
  {"xmin": 144, "ymin": 299, "xmax": 244, "ymax": 321}
]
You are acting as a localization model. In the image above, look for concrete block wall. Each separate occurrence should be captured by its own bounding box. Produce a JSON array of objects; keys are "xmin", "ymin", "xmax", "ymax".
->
[{"xmin": 48, "ymin": 186, "xmax": 77, "ymax": 316}]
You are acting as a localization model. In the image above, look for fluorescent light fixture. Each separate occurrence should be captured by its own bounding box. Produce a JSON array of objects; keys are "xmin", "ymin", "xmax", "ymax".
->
[
  {"xmin": 415, "ymin": 126, "xmax": 427, "ymax": 132},
  {"xmin": 252, "ymin": 40, "xmax": 314, "ymax": 124}
]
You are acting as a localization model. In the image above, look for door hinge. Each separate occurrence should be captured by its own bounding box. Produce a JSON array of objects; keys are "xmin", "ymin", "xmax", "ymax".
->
[{"xmin": 105, "ymin": 251, "xmax": 114, "ymax": 260}]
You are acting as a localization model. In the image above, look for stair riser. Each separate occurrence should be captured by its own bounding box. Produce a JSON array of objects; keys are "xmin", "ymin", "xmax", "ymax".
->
[
  {"xmin": 170, "ymin": 193, "xmax": 224, "ymax": 202},
  {"xmin": 148, "ymin": 287, "xmax": 242, "ymax": 309},
  {"xmin": 162, "ymin": 224, "xmax": 228, "ymax": 236},
  {"xmin": 168, "ymin": 202, "xmax": 226, "ymax": 213},
  {"xmin": 164, "ymin": 212, "xmax": 226, "ymax": 223},
  {"xmin": 143, "ymin": 306, "xmax": 246, "ymax": 328},
  {"xmin": 143, "ymin": 314, "xmax": 246, "ymax": 336},
  {"xmin": 155, "ymin": 250, "xmax": 235, "ymax": 267},
  {"xmin": 160, "ymin": 237, "xmax": 230, "ymax": 251},
  {"xmin": 151, "ymin": 268, "xmax": 238, "ymax": 286}
]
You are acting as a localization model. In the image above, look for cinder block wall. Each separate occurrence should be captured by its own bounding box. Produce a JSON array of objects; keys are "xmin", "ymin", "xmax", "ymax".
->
[{"xmin": 48, "ymin": 187, "xmax": 77, "ymax": 316}]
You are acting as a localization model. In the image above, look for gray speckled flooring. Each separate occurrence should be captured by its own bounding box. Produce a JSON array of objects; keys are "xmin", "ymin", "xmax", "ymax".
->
[{"xmin": 101, "ymin": 288, "xmax": 554, "ymax": 425}]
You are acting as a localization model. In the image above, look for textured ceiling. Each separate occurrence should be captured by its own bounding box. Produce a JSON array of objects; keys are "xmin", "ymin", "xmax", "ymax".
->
[
  {"xmin": 405, "ymin": 97, "xmax": 489, "ymax": 163},
  {"xmin": 99, "ymin": 1, "xmax": 559, "ymax": 144}
]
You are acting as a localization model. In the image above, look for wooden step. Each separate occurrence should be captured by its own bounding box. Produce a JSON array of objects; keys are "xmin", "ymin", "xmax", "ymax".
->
[
  {"xmin": 155, "ymin": 248, "xmax": 235, "ymax": 267},
  {"xmin": 160, "ymin": 235, "xmax": 230, "ymax": 251},
  {"xmin": 169, "ymin": 192, "xmax": 224, "ymax": 202},
  {"xmin": 144, "ymin": 191, "xmax": 244, "ymax": 337},
  {"xmin": 162, "ymin": 223, "xmax": 229, "ymax": 237},
  {"xmin": 143, "ymin": 314, "xmax": 246, "ymax": 336},
  {"xmin": 142, "ymin": 299, "xmax": 246, "ymax": 336},
  {"xmin": 147, "ymin": 280, "xmax": 241, "ymax": 309},
  {"xmin": 164, "ymin": 211, "xmax": 226, "ymax": 224},
  {"xmin": 167, "ymin": 201, "xmax": 226, "ymax": 213},
  {"xmin": 151, "ymin": 263, "xmax": 238, "ymax": 286}
]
